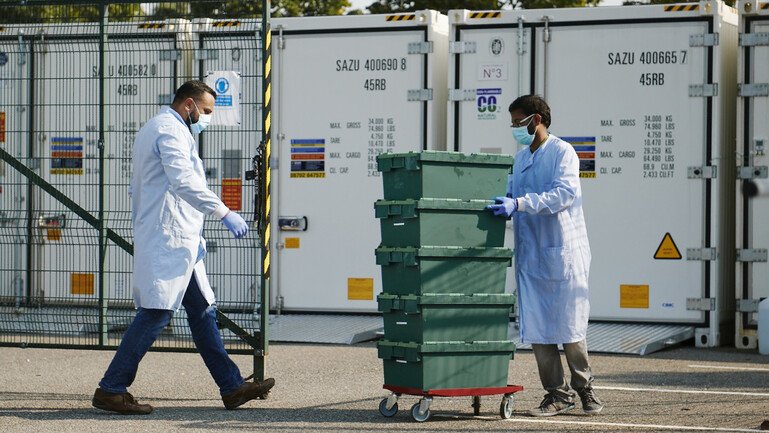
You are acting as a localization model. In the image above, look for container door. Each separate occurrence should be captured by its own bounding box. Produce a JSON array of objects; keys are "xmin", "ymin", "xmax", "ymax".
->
[
  {"xmin": 31, "ymin": 31, "xmax": 100, "ymax": 305},
  {"xmin": 274, "ymin": 26, "xmax": 431, "ymax": 312},
  {"xmin": 196, "ymin": 20, "xmax": 263, "ymax": 310},
  {"xmin": 449, "ymin": 24, "xmax": 534, "ymax": 299},
  {"xmin": 535, "ymin": 20, "xmax": 711, "ymax": 322},
  {"xmin": 743, "ymin": 18, "xmax": 769, "ymax": 326},
  {"xmin": 101, "ymin": 25, "xmax": 186, "ymax": 306},
  {"xmin": 0, "ymin": 33, "xmax": 30, "ymax": 305}
]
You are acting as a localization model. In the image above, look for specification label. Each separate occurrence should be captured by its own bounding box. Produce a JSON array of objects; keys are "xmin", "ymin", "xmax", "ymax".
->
[{"xmin": 594, "ymin": 113, "xmax": 679, "ymax": 180}]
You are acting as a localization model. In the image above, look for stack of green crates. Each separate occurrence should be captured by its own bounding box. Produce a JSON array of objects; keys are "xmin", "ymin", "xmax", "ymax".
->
[{"xmin": 375, "ymin": 151, "xmax": 516, "ymax": 392}]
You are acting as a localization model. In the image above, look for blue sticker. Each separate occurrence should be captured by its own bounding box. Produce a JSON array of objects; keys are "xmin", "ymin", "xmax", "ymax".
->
[{"xmin": 215, "ymin": 77, "xmax": 229, "ymax": 94}]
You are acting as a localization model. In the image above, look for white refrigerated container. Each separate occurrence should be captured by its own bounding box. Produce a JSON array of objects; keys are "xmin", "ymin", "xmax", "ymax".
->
[
  {"xmin": 271, "ymin": 11, "xmax": 448, "ymax": 312},
  {"xmin": 735, "ymin": 0, "xmax": 769, "ymax": 349},
  {"xmin": 448, "ymin": 1, "xmax": 738, "ymax": 347}
]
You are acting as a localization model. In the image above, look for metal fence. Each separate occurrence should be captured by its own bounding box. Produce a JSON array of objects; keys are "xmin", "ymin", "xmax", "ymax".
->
[{"xmin": 0, "ymin": 0, "xmax": 270, "ymax": 377}]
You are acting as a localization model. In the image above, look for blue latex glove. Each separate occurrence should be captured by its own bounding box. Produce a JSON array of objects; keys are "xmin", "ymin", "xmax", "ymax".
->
[
  {"xmin": 485, "ymin": 196, "xmax": 517, "ymax": 217},
  {"xmin": 222, "ymin": 211, "xmax": 249, "ymax": 238}
]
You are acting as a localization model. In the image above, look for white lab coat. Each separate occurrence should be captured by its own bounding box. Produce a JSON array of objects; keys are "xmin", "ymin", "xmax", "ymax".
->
[
  {"xmin": 130, "ymin": 107, "xmax": 229, "ymax": 310},
  {"xmin": 509, "ymin": 135, "xmax": 591, "ymax": 344}
]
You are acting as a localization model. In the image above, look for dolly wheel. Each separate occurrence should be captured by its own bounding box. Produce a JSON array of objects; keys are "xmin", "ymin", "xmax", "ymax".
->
[
  {"xmin": 500, "ymin": 394, "xmax": 514, "ymax": 419},
  {"xmin": 379, "ymin": 398, "xmax": 398, "ymax": 417},
  {"xmin": 411, "ymin": 402, "xmax": 431, "ymax": 422}
]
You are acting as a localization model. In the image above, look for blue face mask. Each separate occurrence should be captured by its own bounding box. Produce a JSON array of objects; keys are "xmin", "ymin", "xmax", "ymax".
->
[
  {"xmin": 188, "ymin": 100, "xmax": 212, "ymax": 134},
  {"xmin": 511, "ymin": 115, "xmax": 535, "ymax": 146}
]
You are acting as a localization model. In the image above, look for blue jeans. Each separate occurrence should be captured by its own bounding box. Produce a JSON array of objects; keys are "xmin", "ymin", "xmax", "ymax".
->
[{"xmin": 99, "ymin": 273, "xmax": 244, "ymax": 396}]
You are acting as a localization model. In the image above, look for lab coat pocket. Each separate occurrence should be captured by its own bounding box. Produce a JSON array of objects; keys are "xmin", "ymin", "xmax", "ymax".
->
[{"xmin": 541, "ymin": 246, "xmax": 573, "ymax": 281}]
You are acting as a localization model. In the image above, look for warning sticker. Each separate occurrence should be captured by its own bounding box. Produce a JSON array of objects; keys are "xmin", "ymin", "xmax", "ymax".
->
[
  {"xmin": 71, "ymin": 273, "xmax": 95, "ymax": 295},
  {"xmin": 348, "ymin": 278, "xmax": 374, "ymax": 301},
  {"xmin": 562, "ymin": 136, "xmax": 596, "ymax": 178},
  {"xmin": 0, "ymin": 112, "xmax": 5, "ymax": 143},
  {"xmin": 654, "ymin": 232, "xmax": 682, "ymax": 260},
  {"xmin": 620, "ymin": 284, "xmax": 649, "ymax": 309},
  {"xmin": 284, "ymin": 237, "xmax": 300, "ymax": 249},
  {"xmin": 50, "ymin": 137, "xmax": 84, "ymax": 175},
  {"xmin": 290, "ymin": 139, "xmax": 325, "ymax": 178},
  {"xmin": 221, "ymin": 178, "xmax": 242, "ymax": 211}
]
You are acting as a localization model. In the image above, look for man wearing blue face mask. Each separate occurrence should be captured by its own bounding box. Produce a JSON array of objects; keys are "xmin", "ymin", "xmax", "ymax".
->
[
  {"xmin": 92, "ymin": 80, "xmax": 274, "ymax": 414},
  {"xmin": 486, "ymin": 95, "xmax": 602, "ymax": 417}
]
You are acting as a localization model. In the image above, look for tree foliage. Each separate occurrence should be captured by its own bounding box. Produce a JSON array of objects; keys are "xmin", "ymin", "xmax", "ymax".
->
[
  {"xmin": 366, "ymin": 0, "xmax": 599, "ymax": 14},
  {"xmin": 0, "ymin": 3, "xmax": 142, "ymax": 23}
]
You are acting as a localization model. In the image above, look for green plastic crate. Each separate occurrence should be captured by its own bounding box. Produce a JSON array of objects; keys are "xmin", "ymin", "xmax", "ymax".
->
[
  {"xmin": 376, "ymin": 246, "xmax": 512, "ymax": 295},
  {"xmin": 375, "ymin": 199, "xmax": 505, "ymax": 248},
  {"xmin": 377, "ymin": 151, "xmax": 513, "ymax": 200},
  {"xmin": 378, "ymin": 293, "xmax": 514, "ymax": 343},
  {"xmin": 378, "ymin": 340, "xmax": 515, "ymax": 391}
]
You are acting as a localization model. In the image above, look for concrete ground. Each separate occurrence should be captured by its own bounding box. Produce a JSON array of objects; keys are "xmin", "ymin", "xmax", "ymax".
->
[{"xmin": 1, "ymin": 342, "xmax": 768, "ymax": 433}]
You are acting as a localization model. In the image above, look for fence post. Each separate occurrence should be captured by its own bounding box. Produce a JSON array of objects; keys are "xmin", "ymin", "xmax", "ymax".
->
[
  {"xmin": 256, "ymin": 0, "xmax": 271, "ymax": 382},
  {"xmin": 97, "ymin": 0, "xmax": 108, "ymax": 347}
]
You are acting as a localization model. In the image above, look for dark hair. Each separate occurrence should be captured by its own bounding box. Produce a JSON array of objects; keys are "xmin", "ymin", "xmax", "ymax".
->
[
  {"xmin": 508, "ymin": 95, "xmax": 551, "ymax": 128},
  {"xmin": 172, "ymin": 80, "xmax": 216, "ymax": 104}
]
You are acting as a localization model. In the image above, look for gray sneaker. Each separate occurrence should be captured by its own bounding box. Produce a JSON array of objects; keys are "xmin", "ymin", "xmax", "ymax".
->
[
  {"xmin": 528, "ymin": 394, "xmax": 576, "ymax": 417},
  {"xmin": 577, "ymin": 387, "xmax": 603, "ymax": 415}
]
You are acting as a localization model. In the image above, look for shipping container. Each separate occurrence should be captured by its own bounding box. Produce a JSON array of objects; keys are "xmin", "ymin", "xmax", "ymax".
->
[
  {"xmin": 448, "ymin": 1, "xmax": 738, "ymax": 346},
  {"xmin": 0, "ymin": 20, "xmax": 193, "ymax": 306},
  {"xmin": 0, "ymin": 25, "xmax": 31, "ymax": 307},
  {"xmin": 270, "ymin": 11, "xmax": 448, "ymax": 312},
  {"xmin": 735, "ymin": 0, "xmax": 769, "ymax": 349},
  {"xmin": 192, "ymin": 18, "xmax": 264, "ymax": 310}
]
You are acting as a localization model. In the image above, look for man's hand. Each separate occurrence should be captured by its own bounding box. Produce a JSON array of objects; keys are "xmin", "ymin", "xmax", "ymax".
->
[
  {"xmin": 222, "ymin": 211, "xmax": 249, "ymax": 238},
  {"xmin": 486, "ymin": 196, "xmax": 517, "ymax": 217}
]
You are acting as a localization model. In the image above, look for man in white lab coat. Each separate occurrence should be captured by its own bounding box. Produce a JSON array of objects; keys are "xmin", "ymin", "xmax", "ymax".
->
[
  {"xmin": 92, "ymin": 81, "xmax": 274, "ymax": 414},
  {"xmin": 487, "ymin": 95, "xmax": 603, "ymax": 417}
]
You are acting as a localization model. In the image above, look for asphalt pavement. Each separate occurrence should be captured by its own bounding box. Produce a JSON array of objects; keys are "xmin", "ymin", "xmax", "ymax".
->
[{"xmin": 1, "ymin": 342, "xmax": 768, "ymax": 432}]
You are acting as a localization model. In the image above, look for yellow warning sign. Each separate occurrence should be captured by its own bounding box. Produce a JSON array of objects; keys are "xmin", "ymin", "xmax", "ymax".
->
[
  {"xmin": 47, "ymin": 229, "xmax": 61, "ymax": 241},
  {"xmin": 654, "ymin": 232, "xmax": 682, "ymax": 260},
  {"xmin": 348, "ymin": 278, "xmax": 374, "ymax": 301},
  {"xmin": 620, "ymin": 284, "xmax": 649, "ymax": 309},
  {"xmin": 284, "ymin": 237, "xmax": 300, "ymax": 249},
  {"xmin": 71, "ymin": 273, "xmax": 95, "ymax": 295}
]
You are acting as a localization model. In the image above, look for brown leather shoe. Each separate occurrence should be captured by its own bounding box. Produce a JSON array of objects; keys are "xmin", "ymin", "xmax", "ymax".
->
[
  {"xmin": 222, "ymin": 378, "xmax": 275, "ymax": 410},
  {"xmin": 92, "ymin": 388, "xmax": 153, "ymax": 415}
]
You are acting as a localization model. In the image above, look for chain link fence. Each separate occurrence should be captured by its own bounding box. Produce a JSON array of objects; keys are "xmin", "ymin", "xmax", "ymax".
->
[{"xmin": 0, "ymin": 1, "xmax": 269, "ymax": 362}]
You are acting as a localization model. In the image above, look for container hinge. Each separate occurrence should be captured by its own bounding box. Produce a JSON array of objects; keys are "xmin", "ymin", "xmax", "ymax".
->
[
  {"xmin": 739, "ymin": 32, "xmax": 769, "ymax": 47},
  {"xmin": 690, "ymin": 33, "xmax": 719, "ymax": 47},
  {"xmin": 449, "ymin": 41, "xmax": 477, "ymax": 54},
  {"xmin": 689, "ymin": 83, "xmax": 718, "ymax": 97},
  {"xmin": 738, "ymin": 166, "xmax": 768, "ymax": 179},
  {"xmin": 686, "ymin": 297, "xmax": 716, "ymax": 311},
  {"xmin": 407, "ymin": 88, "xmax": 433, "ymax": 101},
  {"xmin": 737, "ymin": 299, "xmax": 760, "ymax": 313},
  {"xmin": 194, "ymin": 49, "xmax": 219, "ymax": 60},
  {"xmin": 408, "ymin": 41, "xmax": 433, "ymax": 54},
  {"xmin": 448, "ymin": 89, "xmax": 476, "ymax": 101},
  {"xmin": 687, "ymin": 166, "xmax": 717, "ymax": 179},
  {"xmin": 737, "ymin": 248, "xmax": 768, "ymax": 262},
  {"xmin": 686, "ymin": 247, "xmax": 717, "ymax": 261},
  {"xmin": 738, "ymin": 83, "xmax": 769, "ymax": 97},
  {"xmin": 159, "ymin": 50, "xmax": 181, "ymax": 61}
]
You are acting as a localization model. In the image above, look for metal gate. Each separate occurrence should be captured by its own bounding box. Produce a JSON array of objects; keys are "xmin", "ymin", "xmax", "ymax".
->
[{"xmin": 0, "ymin": 1, "xmax": 271, "ymax": 379}]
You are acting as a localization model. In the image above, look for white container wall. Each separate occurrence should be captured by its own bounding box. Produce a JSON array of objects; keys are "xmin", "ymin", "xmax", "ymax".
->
[
  {"xmin": 0, "ymin": 27, "xmax": 30, "ymax": 306},
  {"xmin": 448, "ymin": 1, "xmax": 738, "ymax": 347},
  {"xmin": 735, "ymin": 0, "xmax": 769, "ymax": 349},
  {"xmin": 271, "ymin": 11, "xmax": 448, "ymax": 312},
  {"xmin": 192, "ymin": 18, "xmax": 264, "ymax": 309},
  {"xmin": 0, "ymin": 21, "xmax": 191, "ymax": 306}
]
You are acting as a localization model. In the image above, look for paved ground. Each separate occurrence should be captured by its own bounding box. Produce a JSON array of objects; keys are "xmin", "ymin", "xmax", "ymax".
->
[{"xmin": 1, "ymin": 342, "xmax": 768, "ymax": 432}]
